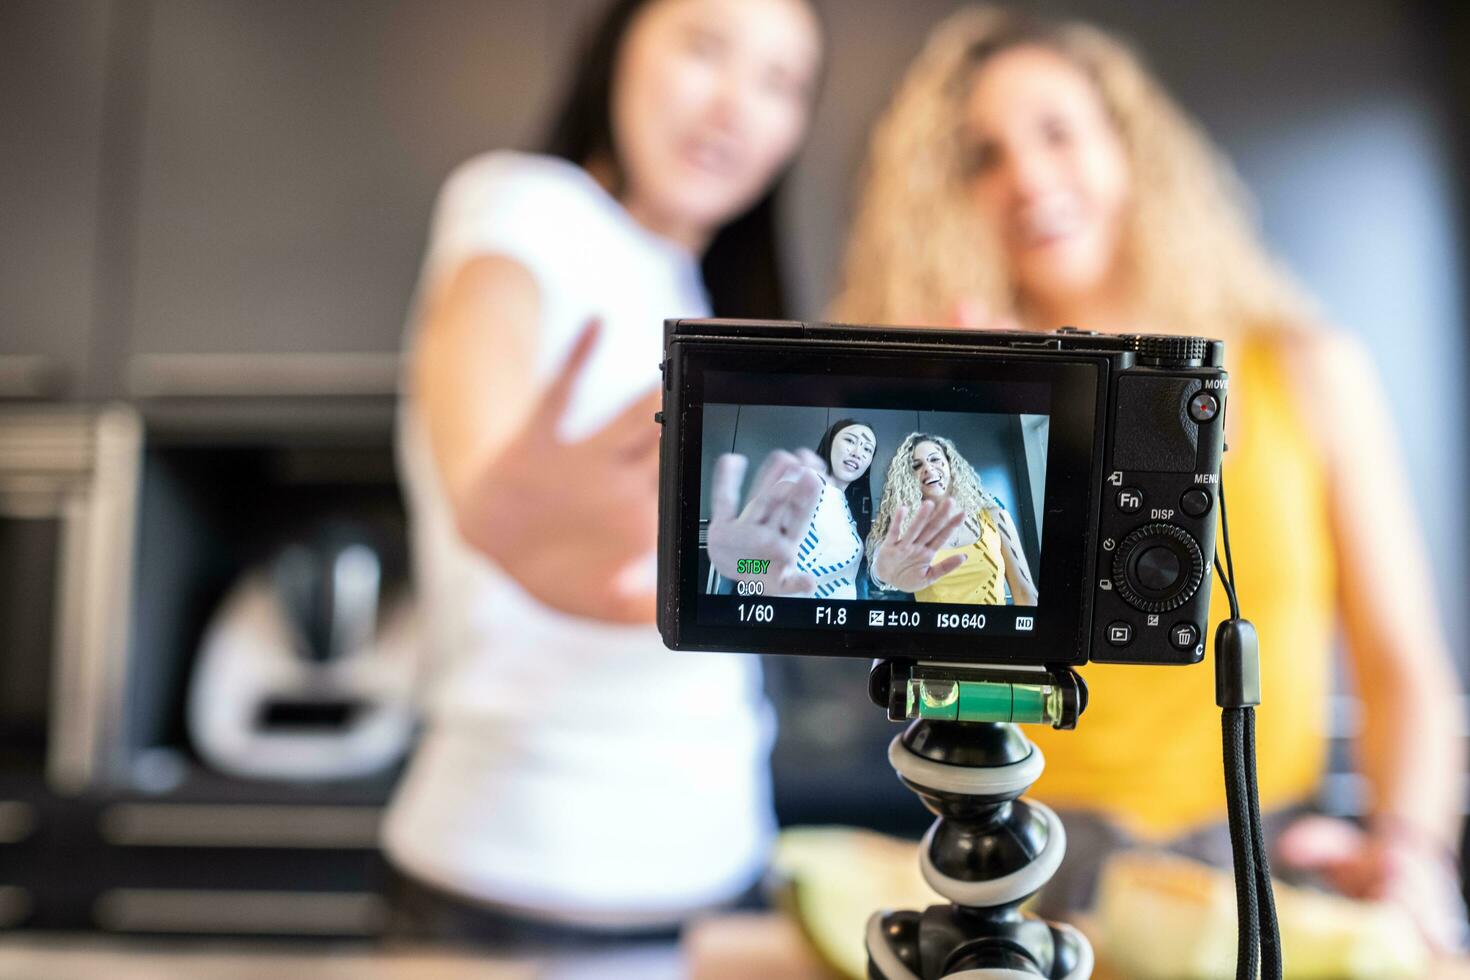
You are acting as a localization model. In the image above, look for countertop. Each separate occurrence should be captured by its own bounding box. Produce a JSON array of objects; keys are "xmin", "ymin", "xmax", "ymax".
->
[
  {"xmin": 4, "ymin": 914, "xmax": 1470, "ymax": 980},
  {"xmin": 0, "ymin": 914, "xmax": 831, "ymax": 980}
]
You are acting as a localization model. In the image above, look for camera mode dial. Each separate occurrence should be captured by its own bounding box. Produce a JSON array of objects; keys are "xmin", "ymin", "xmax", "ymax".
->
[{"xmin": 1111, "ymin": 522, "xmax": 1205, "ymax": 613}]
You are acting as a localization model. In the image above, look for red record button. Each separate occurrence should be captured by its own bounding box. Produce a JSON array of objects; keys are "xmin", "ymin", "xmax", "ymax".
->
[{"xmin": 1188, "ymin": 392, "xmax": 1219, "ymax": 422}]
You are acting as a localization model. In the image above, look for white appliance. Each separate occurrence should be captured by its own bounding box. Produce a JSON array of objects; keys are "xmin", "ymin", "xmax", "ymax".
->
[{"xmin": 187, "ymin": 533, "xmax": 418, "ymax": 782}]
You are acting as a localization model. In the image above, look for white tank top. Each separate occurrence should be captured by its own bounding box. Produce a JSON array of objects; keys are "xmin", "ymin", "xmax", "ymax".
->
[
  {"xmin": 796, "ymin": 483, "xmax": 864, "ymax": 600},
  {"xmin": 385, "ymin": 152, "xmax": 775, "ymax": 927}
]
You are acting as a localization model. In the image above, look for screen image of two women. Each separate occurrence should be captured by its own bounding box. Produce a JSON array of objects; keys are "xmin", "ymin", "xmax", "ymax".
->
[{"xmin": 705, "ymin": 414, "xmax": 1043, "ymax": 605}]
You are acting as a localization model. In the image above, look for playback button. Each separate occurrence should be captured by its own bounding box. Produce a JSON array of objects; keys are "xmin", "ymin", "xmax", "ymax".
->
[{"xmin": 1107, "ymin": 621, "xmax": 1133, "ymax": 646}]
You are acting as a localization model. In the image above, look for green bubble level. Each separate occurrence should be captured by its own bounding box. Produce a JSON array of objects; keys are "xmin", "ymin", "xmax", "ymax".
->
[{"xmin": 906, "ymin": 677, "xmax": 1063, "ymax": 726}]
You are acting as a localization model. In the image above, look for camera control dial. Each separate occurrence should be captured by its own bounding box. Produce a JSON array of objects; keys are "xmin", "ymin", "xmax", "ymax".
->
[
  {"xmin": 1128, "ymin": 334, "xmax": 1207, "ymax": 366},
  {"xmin": 1111, "ymin": 523, "xmax": 1205, "ymax": 613}
]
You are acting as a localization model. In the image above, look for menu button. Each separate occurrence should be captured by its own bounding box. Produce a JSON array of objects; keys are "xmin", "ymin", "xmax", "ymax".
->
[{"xmin": 1181, "ymin": 488, "xmax": 1212, "ymax": 518}]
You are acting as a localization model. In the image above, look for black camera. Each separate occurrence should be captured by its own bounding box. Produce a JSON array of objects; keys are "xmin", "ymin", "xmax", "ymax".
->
[{"xmin": 656, "ymin": 318, "xmax": 1226, "ymax": 668}]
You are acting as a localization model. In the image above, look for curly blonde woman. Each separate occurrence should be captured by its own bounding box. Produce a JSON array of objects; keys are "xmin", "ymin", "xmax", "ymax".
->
[
  {"xmin": 836, "ymin": 6, "xmax": 1467, "ymax": 950},
  {"xmin": 868, "ymin": 433, "xmax": 1036, "ymax": 605}
]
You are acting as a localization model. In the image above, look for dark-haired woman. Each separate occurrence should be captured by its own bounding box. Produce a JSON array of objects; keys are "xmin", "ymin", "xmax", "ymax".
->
[
  {"xmin": 387, "ymin": 0, "xmax": 822, "ymax": 940},
  {"xmin": 792, "ymin": 419, "xmax": 876, "ymax": 599}
]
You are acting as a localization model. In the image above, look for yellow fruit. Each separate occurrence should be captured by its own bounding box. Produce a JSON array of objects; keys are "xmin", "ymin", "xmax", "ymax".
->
[
  {"xmin": 1096, "ymin": 850, "xmax": 1429, "ymax": 979},
  {"xmin": 770, "ymin": 826, "xmax": 940, "ymax": 979}
]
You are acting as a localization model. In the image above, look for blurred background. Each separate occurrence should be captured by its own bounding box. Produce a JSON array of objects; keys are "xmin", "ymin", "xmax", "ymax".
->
[{"xmin": 1, "ymin": 0, "xmax": 1467, "ymax": 947}]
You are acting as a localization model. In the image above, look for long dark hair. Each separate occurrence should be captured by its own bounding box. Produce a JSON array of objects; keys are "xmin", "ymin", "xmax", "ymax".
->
[
  {"xmin": 815, "ymin": 418, "xmax": 875, "ymax": 545},
  {"xmin": 543, "ymin": 0, "xmax": 812, "ymax": 319}
]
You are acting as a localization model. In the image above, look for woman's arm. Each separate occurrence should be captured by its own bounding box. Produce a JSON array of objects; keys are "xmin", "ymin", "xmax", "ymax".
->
[
  {"xmin": 409, "ymin": 254, "xmax": 663, "ymax": 623},
  {"xmin": 993, "ymin": 506, "xmax": 1039, "ymax": 605},
  {"xmin": 1281, "ymin": 331, "xmax": 1467, "ymax": 947},
  {"xmin": 412, "ymin": 255, "xmax": 541, "ymax": 511}
]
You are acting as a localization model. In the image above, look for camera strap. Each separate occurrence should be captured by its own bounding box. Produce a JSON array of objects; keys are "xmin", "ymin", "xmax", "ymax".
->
[{"xmin": 1213, "ymin": 479, "xmax": 1283, "ymax": 980}]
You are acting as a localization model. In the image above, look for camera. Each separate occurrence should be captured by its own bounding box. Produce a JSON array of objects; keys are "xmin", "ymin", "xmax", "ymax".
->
[{"xmin": 656, "ymin": 318, "xmax": 1226, "ymax": 668}]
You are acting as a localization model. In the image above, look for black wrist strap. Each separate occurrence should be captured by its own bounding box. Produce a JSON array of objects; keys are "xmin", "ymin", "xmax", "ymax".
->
[
  {"xmin": 1244, "ymin": 707, "xmax": 1282, "ymax": 976},
  {"xmin": 1222, "ymin": 704, "xmax": 1281, "ymax": 980},
  {"xmin": 1214, "ymin": 476, "xmax": 1282, "ymax": 980},
  {"xmin": 1222, "ymin": 708, "xmax": 1260, "ymax": 979}
]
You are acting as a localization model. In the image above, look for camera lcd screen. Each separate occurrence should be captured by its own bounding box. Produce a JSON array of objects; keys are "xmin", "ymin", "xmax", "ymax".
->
[
  {"xmin": 663, "ymin": 344, "xmax": 1106, "ymax": 663},
  {"xmin": 701, "ymin": 401, "xmax": 1048, "ymax": 603}
]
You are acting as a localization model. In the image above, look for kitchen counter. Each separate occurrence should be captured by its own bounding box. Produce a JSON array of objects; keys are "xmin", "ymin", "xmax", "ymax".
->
[
  {"xmin": 4, "ymin": 915, "xmax": 1469, "ymax": 979},
  {"xmin": 0, "ymin": 914, "xmax": 832, "ymax": 980}
]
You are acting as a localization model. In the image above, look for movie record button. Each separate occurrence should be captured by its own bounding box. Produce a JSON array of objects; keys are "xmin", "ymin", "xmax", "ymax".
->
[
  {"xmin": 1116, "ymin": 487, "xmax": 1143, "ymax": 513},
  {"xmin": 1170, "ymin": 623, "xmax": 1199, "ymax": 650},
  {"xmin": 1188, "ymin": 392, "xmax": 1219, "ymax": 423},
  {"xmin": 1107, "ymin": 621, "xmax": 1133, "ymax": 646}
]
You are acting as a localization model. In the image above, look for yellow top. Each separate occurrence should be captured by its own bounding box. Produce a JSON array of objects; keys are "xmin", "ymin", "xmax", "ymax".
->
[
  {"xmin": 1029, "ymin": 332, "xmax": 1337, "ymax": 839},
  {"xmin": 915, "ymin": 509, "xmax": 1005, "ymax": 605}
]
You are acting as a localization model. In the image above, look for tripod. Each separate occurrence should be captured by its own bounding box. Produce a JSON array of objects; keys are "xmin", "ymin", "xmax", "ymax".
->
[{"xmin": 865, "ymin": 662, "xmax": 1093, "ymax": 980}]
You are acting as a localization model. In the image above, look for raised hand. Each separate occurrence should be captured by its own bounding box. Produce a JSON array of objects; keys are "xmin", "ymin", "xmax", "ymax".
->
[
  {"xmin": 871, "ymin": 498, "xmax": 968, "ymax": 594},
  {"xmin": 456, "ymin": 319, "xmax": 663, "ymax": 623},
  {"xmin": 707, "ymin": 450, "xmax": 825, "ymax": 596}
]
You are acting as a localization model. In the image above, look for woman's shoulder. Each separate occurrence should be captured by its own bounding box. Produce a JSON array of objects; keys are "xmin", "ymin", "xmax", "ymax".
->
[
  {"xmin": 1236, "ymin": 317, "xmax": 1372, "ymax": 390},
  {"xmin": 445, "ymin": 150, "xmax": 590, "ymax": 191},
  {"xmin": 1236, "ymin": 318, "xmax": 1385, "ymax": 472},
  {"xmin": 974, "ymin": 494, "xmax": 1005, "ymax": 519},
  {"xmin": 424, "ymin": 152, "xmax": 621, "ymax": 295},
  {"xmin": 439, "ymin": 151, "xmax": 602, "ymax": 220}
]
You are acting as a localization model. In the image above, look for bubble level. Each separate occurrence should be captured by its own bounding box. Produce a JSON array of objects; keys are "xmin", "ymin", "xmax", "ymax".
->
[{"xmin": 905, "ymin": 677, "xmax": 1064, "ymax": 726}]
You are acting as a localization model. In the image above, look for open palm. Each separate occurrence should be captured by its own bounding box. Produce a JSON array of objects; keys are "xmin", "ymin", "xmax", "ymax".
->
[
  {"xmin": 706, "ymin": 450, "xmax": 825, "ymax": 595},
  {"xmin": 872, "ymin": 499, "xmax": 968, "ymax": 594}
]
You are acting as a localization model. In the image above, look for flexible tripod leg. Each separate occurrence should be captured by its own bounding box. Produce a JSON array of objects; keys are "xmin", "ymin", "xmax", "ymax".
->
[{"xmin": 865, "ymin": 720, "xmax": 1092, "ymax": 980}]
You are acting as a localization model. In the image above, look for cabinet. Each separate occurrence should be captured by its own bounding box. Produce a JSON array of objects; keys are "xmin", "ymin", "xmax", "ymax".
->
[
  {"xmin": 0, "ymin": 2, "xmax": 113, "ymax": 399},
  {"xmin": 124, "ymin": 0, "xmax": 565, "ymax": 378}
]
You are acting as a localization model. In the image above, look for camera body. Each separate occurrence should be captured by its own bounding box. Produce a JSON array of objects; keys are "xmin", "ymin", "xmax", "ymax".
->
[{"xmin": 657, "ymin": 318, "xmax": 1226, "ymax": 668}]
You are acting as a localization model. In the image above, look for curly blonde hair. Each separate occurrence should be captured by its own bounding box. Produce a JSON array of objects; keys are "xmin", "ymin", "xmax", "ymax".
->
[
  {"xmin": 831, "ymin": 6, "xmax": 1313, "ymax": 338},
  {"xmin": 868, "ymin": 433, "xmax": 996, "ymax": 555}
]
